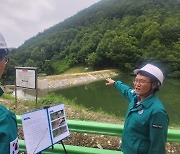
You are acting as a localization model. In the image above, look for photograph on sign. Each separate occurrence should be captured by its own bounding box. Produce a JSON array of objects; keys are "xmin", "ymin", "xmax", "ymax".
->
[{"xmin": 48, "ymin": 104, "xmax": 70, "ymax": 144}]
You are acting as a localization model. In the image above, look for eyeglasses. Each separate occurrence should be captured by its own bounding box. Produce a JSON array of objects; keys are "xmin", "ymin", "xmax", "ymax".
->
[
  {"xmin": 0, "ymin": 49, "xmax": 9, "ymax": 64},
  {"xmin": 133, "ymin": 79, "xmax": 152, "ymax": 85},
  {"xmin": 0, "ymin": 49, "xmax": 8, "ymax": 61}
]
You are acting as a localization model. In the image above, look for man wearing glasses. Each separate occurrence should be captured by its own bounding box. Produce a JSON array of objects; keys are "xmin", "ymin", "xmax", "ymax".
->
[
  {"xmin": 0, "ymin": 32, "xmax": 19, "ymax": 154},
  {"xmin": 106, "ymin": 64, "xmax": 169, "ymax": 154}
]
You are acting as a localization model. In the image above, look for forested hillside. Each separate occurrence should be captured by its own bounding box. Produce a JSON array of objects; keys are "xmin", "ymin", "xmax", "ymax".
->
[{"xmin": 4, "ymin": 0, "xmax": 180, "ymax": 83}]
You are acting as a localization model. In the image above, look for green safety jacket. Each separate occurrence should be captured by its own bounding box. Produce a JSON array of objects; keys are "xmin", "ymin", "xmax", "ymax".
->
[
  {"xmin": 114, "ymin": 81, "xmax": 169, "ymax": 154},
  {"xmin": 0, "ymin": 104, "xmax": 18, "ymax": 154}
]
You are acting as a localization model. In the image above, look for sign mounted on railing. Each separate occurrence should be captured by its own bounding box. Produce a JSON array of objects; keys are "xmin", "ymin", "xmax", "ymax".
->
[{"xmin": 15, "ymin": 67, "xmax": 37, "ymax": 89}]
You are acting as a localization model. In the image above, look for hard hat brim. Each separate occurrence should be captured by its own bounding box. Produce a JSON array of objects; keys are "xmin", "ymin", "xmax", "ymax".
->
[{"xmin": 134, "ymin": 69, "xmax": 140, "ymax": 75}]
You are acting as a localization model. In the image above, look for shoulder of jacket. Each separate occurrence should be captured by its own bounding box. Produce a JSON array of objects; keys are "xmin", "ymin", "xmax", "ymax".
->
[
  {"xmin": 151, "ymin": 103, "xmax": 167, "ymax": 115},
  {"xmin": 0, "ymin": 105, "xmax": 16, "ymax": 120}
]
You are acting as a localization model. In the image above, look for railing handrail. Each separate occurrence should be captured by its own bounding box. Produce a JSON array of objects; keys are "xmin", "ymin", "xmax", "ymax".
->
[
  {"xmin": 16, "ymin": 115, "xmax": 180, "ymax": 143},
  {"xmin": 19, "ymin": 139, "xmax": 123, "ymax": 154}
]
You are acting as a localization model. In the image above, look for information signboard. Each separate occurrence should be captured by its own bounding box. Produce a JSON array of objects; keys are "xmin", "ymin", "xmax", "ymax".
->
[
  {"xmin": 15, "ymin": 67, "xmax": 37, "ymax": 89},
  {"xmin": 21, "ymin": 104, "xmax": 69, "ymax": 154}
]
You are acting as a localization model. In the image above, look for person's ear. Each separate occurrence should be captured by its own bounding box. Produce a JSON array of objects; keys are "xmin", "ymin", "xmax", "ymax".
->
[{"xmin": 152, "ymin": 82, "xmax": 158, "ymax": 89}]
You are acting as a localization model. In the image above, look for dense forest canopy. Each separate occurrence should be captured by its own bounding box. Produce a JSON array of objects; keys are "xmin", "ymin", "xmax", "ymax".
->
[{"xmin": 3, "ymin": 0, "xmax": 180, "ymax": 84}]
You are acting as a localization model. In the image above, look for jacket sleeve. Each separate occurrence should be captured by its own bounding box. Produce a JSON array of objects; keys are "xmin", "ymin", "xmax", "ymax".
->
[
  {"xmin": 148, "ymin": 112, "xmax": 169, "ymax": 154},
  {"xmin": 0, "ymin": 110, "xmax": 18, "ymax": 154},
  {"xmin": 0, "ymin": 113, "xmax": 11, "ymax": 153},
  {"xmin": 114, "ymin": 81, "xmax": 135, "ymax": 102}
]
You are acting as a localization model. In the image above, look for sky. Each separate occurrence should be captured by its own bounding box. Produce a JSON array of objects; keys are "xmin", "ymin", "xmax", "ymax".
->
[{"xmin": 0, "ymin": 0, "xmax": 101, "ymax": 48}]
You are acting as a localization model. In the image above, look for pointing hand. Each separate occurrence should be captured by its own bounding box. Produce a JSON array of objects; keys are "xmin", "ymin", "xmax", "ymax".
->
[{"xmin": 105, "ymin": 78, "xmax": 115, "ymax": 85}]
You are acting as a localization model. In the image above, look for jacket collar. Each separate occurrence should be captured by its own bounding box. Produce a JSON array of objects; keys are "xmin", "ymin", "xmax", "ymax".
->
[{"xmin": 140, "ymin": 94, "xmax": 156, "ymax": 109}]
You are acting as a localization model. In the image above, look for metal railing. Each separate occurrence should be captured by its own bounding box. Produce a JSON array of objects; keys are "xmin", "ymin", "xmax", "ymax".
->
[{"xmin": 17, "ymin": 115, "xmax": 180, "ymax": 153}]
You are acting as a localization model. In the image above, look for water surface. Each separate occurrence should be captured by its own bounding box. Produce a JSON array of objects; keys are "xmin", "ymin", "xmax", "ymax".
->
[{"xmin": 55, "ymin": 75, "xmax": 180, "ymax": 126}]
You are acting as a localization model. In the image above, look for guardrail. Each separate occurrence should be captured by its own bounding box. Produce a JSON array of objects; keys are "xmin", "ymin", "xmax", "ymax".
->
[
  {"xmin": 17, "ymin": 115, "xmax": 180, "ymax": 153},
  {"xmin": 19, "ymin": 140, "xmax": 122, "ymax": 154}
]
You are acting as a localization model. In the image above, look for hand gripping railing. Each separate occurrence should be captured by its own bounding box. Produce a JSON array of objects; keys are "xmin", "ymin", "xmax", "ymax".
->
[{"xmin": 16, "ymin": 115, "xmax": 180, "ymax": 153}]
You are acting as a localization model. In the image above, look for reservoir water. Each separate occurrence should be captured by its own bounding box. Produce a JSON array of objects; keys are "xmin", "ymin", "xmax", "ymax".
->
[{"xmin": 54, "ymin": 74, "xmax": 180, "ymax": 126}]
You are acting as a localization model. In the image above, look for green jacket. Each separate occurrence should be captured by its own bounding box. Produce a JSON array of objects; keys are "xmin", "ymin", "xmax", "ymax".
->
[
  {"xmin": 0, "ymin": 104, "xmax": 18, "ymax": 154},
  {"xmin": 114, "ymin": 81, "xmax": 169, "ymax": 154}
]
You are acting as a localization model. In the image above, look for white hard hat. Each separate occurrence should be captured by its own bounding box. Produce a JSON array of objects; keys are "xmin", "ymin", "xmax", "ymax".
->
[
  {"xmin": 0, "ymin": 32, "xmax": 8, "ymax": 49},
  {"xmin": 134, "ymin": 64, "xmax": 164, "ymax": 85}
]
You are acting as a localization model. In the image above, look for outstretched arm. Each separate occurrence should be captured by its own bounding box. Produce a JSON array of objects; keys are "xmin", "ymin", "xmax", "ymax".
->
[{"xmin": 105, "ymin": 78, "xmax": 135, "ymax": 101}]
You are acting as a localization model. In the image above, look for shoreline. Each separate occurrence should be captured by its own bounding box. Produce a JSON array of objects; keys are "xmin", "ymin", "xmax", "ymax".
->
[
  {"xmin": 38, "ymin": 69, "xmax": 119, "ymax": 91},
  {"xmin": 4, "ymin": 69, "xmax": 119, "ymax": 100}
]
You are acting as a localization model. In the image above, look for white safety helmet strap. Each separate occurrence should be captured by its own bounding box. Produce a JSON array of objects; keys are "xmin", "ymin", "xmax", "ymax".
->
[
  {"xmin": 134, "ymin": 64, "xmax": 164, "ymax": 86},
  {"xmin": 0, "ymin": 32, "xmax": 8, "ymax": 49}
]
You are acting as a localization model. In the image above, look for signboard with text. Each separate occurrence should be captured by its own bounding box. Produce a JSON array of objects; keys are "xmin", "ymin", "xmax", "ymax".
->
[
  {"xmin": 15, "ymin": 67, "xmax": 37, "ymax": 89},
  {"xmin": 21, "ymin": 104, "xmax": 69, "ymax": 154}
]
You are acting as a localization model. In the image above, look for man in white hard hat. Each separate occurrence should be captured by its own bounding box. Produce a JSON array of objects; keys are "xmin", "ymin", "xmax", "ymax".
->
[
  {"xmin": 106, "ymin": 63, "xmax": 169, "ymax": 154},
  {"xmin": 0, "ymin": 32, "xmax": 19, "ymax": 154}
]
